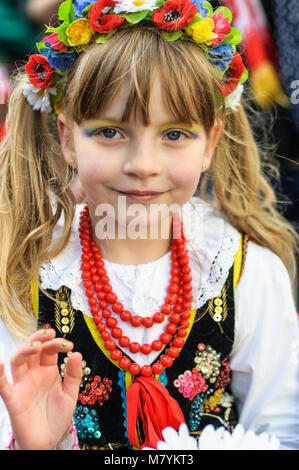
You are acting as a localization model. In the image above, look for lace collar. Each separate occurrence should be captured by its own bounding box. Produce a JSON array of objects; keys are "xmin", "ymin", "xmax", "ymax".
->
[{"xmin": 40, "ymin": 197, "xmax": 240, "ymax": 315}]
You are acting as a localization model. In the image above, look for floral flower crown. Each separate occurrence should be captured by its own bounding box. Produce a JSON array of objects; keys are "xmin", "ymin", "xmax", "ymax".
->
[{"xmin": 23, "ymin": 0, "xmax": 248, "ymax": 115}]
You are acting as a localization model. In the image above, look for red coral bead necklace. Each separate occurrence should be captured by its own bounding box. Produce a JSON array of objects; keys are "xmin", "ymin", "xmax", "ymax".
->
[{"xmin": 79, "ymin": 204, "xmax": 193, "ymax": 377}]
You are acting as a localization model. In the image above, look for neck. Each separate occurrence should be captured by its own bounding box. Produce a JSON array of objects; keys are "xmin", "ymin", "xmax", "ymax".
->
[{"xmin": 89, "ymin": 213, "xmax": 174, "ymax": 266}]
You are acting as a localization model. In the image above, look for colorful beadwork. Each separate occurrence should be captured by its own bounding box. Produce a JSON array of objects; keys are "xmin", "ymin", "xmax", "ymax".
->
[
  {"xmin": 194, "ymin": 344, "xmax": 221, "ymax": 384},
  {"xmin": 79, "ymin": 375, "xmax": 113, "ymax": 406},
  {"xmin": 174, "ymin": 368, "xmax": 208, "ymax": 400},
  {"xmin": 73, "ymin": 405, "xmax": 102, "ymax": 442},
  {"xmin": 215, "ymin": 357, "xmax": 231, "ymax": 388}
]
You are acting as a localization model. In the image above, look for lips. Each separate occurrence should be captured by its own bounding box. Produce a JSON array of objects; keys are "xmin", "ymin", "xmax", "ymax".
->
[{"xmin": 118, "ymin": 190, "xmax": 163, "ymax": 195}]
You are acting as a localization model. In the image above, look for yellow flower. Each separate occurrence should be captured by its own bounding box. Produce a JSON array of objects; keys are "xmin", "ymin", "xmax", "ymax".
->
[
  {"xmin": 66, "ymin": 19, "xmax": 94, "ymax": 47},
  {"xmin": 185, "ymin": 18, "xmax": 218, "ymax": 45}
]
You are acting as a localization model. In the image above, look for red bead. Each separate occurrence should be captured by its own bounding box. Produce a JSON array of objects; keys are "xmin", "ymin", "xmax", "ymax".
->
[
  {"xmin": 106, "ymin": 317, "xmax": 118, "ymax": 329},
  {"xmin": 129, "ymin": 342, "xmax": 141, "ymax": 353},
  {"xmin": 119, "ymin": 336, "xmax": 130, "ymax": 347},
  {"xmin": 99, "ymin": 300, "xmax": 108, "ymax": 309},
  {"xmin": 111, "ymin": 327, "xmax": 123, "ymax": 339},
  {"xmin": 180, "ymin": 320, "xmax": 189, "ymax": 329},
  {"xmin": 173, "ymin": 304, "xmax": 182, "ymax": 313},
  {"xmin": 96, "ymin": 322, "xmax": 106, "ymax": 332},
  {"xmin": 161, "ymin": 355, "xmax": 173, "ymax": 367},
  {"xmin": 161, "ymin": 304, "xmax": 172, "ymax": 315},
  {"xmin": 169, "ymin": 313, "xmax": 181, "ymax": 324},
  {"xmin": 102, "ymin": 309, "xmax": 112, "ymax": 319},
  {"xmin": 81, "ymin": 262, "xmax": 91, "ymax": 271},
  {"xmin": 197, "ymin": 343, "xmax": 205, "ymax": 351},
  {"xmin": 119, "ymin": 357, "xmax": 131, "ymax": 369},
  {"xmin": 83, "ymin": 280, "xmax": 93, "ymax": 288},
  {"xmin": 94, "ymin": 283, "xmax": 103, "ymax": 292},
  {"xmin": 142, "ymin": 317, "xmax": 154, "ymax": 328},
  {"xmin": 112, "ymin": 302, "xmax": 123, "ymax": 313},
  {"xmin": 101, "ymin": 275, "xmax": 109, "ymax": 284},
  {"xmin": 165, "ymin": 294, "xmax": 176, "ymax": 305},
  {"xmin": 153, "ymin": 312, "xmax": 165, "ymax": 324},
  {"xmin": 104, "ymin": 339, "xmax": 116, "ymax": 351},
  {"xmin": 101, "ymin": 330, "xmax": 110, "ymax": 341},
  {"xmin": 172, "ymin": 337, "xmax": 185, "ymax": 348},
  {"xmin": 177, "ymin": 328, "xmax": 187, "ymax": 338},
  {"xmin": 97, "ymin": 291, "xmax": 106, "ymax": 301},
  {"xmin": 141, "ymin": 344, "xmax": 152, "ymax": 355},
  {"xmin": 111, "ymin": 349, "xmax": 122, "ymax": 361},
  {"xmin": 81, "ymin": 271, "xmax": 91, "ymax": 280},
  {"xmin": 131, "ymin": 316, "xmax": 142, "ymax": 327},
  {"xmin": 167, "ymin": 284, "xmax": 179, "ymax": 294},
  {"xmin": 183, "ymin": 292, "xmax": 193, "ymax": 302},
  {"xmin": 152, "ymin": 363, "xmax": 164, "ymax": 375},
  {"xmin": 120, "ymin": 310, "xmax": 132, "ymax": 322},
  {"xmin": 167, "ymin": 346, "xmax": 179, "ymax": 358},
  {"xmin": 151, "ymin": 340, "xmax": 163, "ymax": 351},
  {"xmin": 141, "ymin": 365, "xmax": 152, "ymax": 377},
  {"xmin": 129, "ymin": 363, "xmax": 141, "ymax": 375},
  {"xmin": 85, "ymin": 288, "xmax": 94, "ymax": 298},
  {"xmin": 181, "ymin": 310, "xmax": 190, "ymax": 320},
  {"xmin": 92, "ymin": 314, "xmax": 102, "ymax": 324},
  {"xmin": 88, "ymin": 297, "xmax": 97, "ymax": 306},
  {"xmin": 182, "ymin": 266, "xmax": 191, "ymax": 274},
  {"xmin": 90, "ymin": 305, "xmax": 100, "ymax": 315},
  {"xmin": 160, "ymin": 333, "xmax": 172, "ymax": 344},
  {"xmin": 103, "ymin": 284, "xmax": 112, "ymax": 293},
  {"xmin": 166, "ymin": 323, "xmax": 177, "ymax": 335},
  {"xmin": 106, "ymin": 292, "xmax": 117, "ymax": 303}
]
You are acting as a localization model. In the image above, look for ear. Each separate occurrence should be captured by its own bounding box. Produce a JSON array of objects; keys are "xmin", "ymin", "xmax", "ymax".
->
[
  {"xmin": 203, "ymin": 121, "xmax": 223, "ymax": 169},
  {"xmin": 57, "ymin": 113, "xmax": 77, "ymax": 168}
]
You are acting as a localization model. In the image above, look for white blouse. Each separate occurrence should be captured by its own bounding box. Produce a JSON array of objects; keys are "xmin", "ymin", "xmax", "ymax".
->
[{"xmin": 1, "ymin": 196, "xmax": 299, "ymax": 450}]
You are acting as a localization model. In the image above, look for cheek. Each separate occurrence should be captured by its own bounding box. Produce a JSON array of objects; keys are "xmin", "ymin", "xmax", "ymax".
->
[{"xmin": 74, "ymin": 141, "xmax": 118, "ymax": 185}]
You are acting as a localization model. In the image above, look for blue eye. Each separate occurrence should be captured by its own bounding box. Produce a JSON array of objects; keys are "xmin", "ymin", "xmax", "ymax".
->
[
  {"xmin": 166, "ymin": 131, "xmax": 182, "ymax": 141},
  {"xmin": 102, "ymin": 128, "xmax": 118, "ymax": 139}
]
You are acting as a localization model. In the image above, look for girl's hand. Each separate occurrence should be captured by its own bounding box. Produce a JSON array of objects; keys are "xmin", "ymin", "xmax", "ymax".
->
[{"xmin": 0, "ymin": 328, "xmax": 82, "ymax": 450}]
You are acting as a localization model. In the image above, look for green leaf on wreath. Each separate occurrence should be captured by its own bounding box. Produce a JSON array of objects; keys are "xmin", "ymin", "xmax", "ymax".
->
[
  {"xmin": 161, "ymin": 30, "xmax": 183, "ymax": 42},
  {"xmin": 124, "ymin": 10, "xmax": 150, "ymax": 24},
  {"xmin": 225, "ymin": 27, "xmax": 242, "ymax": 46},
  {"xmin": 58, "ymin": 0, "xmax": 75, "ymax": 23}
]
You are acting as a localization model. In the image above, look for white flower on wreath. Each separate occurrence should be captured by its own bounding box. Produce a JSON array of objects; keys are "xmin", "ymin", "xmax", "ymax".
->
[
  {"xmin": 113, "ymin": 0, "xmax": 158, "ymax": 14},
  {"xmin": 225, "ymin": 83, "xmax": 244, "ymax": 111},
  {"xmin": 143, "ymin": 423, "xmax": 280, "ymax": 450},
  {"xmin": 23, "ymin": 78, "xmax": 57, "ymax": 114},
  {"xmin": 219, "ymin": 392, "xmax": 234, "ymax": 408}
]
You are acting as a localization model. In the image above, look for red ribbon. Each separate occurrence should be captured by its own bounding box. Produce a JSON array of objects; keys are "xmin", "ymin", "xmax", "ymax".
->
[{"xmin": 126, "ymin": 376, "xmax": 185, "ymax": 449}]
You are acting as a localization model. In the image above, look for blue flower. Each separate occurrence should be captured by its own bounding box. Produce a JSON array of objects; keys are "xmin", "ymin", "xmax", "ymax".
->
[
  {"xmin": 47, "ymin": 48, "xmax": 78, "ymax": 73},
  {"xmin": 190, "ymin": 0, "xmax": 209, "ymax": 18},
  {"xmin": 208, "ymin": 43, "xmax": 234, "ymax": 71},
  {"xmin": 73, "ymin": 0, "xmax": 94, "ymax": 19}
]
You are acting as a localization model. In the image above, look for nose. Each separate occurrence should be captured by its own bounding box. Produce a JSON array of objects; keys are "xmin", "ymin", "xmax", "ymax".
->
[{"xmin": 122, "ymin": 140, "xmax": 161, "ymax": 178}]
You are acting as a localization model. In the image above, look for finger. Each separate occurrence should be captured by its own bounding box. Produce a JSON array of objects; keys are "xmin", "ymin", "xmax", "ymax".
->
[
  {"xmin": 26, "ymin": 329, "xmax": 56, "ymax": 369},
  {"xmin": 0, "ymin": 361, "xmax": 14, "ymax": 405},
  {"xmin": 10, "ymin": 341, "xmax": 42, "ymax": 383},
  {"xmin": 63, "ymin": 352, "xmax": 83, "ymax": 400},
  {"xmin": 39, "ymin": 338, "xmax": 74, "ymax": 366},
  {"xmin": 24, "ymin": 328, "xmax": 56, "ymax": 347}
]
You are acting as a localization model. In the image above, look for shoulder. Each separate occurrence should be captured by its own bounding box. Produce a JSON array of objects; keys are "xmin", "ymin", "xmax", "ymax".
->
[{"xmin": 233, "ymin": 239, "xmax": 298, "ymax": 348}]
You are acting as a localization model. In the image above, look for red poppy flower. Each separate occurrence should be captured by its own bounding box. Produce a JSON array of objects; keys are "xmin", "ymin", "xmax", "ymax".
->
[
  {"xmin": 152, "ymin": 0, "xmax": 197, "ymax": 32},
  {"xmin": 25, "ymin": 54, "xmax": 54, "ymax": 89},
  {"xmin": 88, "ymin": 0, "xmax": 125, "ymax": 34},
  {"xmin": 221, "ymin": 52, "xmax": 246, "ymax": 96}
]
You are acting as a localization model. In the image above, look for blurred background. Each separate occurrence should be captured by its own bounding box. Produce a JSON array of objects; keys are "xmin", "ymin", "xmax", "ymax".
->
[{"xmin": 0, "ymin": 0, "xmax": 298, "ymax": 307}]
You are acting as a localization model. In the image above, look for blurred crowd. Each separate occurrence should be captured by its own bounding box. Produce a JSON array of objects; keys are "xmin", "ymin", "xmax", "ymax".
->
[{"xmin": 0, "ymin": 0, "xmax": 298, "ymax": 305}]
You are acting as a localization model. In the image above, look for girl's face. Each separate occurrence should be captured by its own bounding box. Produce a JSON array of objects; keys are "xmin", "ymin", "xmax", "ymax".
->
[{"xmin": 58, "ymin": 75, "xmax": 221, "ymax": 234}]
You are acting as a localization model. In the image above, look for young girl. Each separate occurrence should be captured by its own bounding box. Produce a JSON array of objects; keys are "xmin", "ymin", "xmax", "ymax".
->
[{"xmin": 0, "ymin": 0, "xmax": 299, "ymax": 451}]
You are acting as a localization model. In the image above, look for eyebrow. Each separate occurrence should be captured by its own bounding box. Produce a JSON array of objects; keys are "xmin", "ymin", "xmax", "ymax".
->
[{"xmin": 82, "ymin": 119, "xmax": 200, "ymax": 132}]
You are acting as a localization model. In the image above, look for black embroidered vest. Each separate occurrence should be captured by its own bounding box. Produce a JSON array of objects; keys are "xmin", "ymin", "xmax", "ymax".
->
[{"xmin": 31, "ymin": 232, "xmax": 249, "ymax": 450}]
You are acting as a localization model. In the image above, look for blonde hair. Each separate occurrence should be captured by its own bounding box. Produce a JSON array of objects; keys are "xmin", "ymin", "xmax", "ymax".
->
[{"xmin": 1, "ymin": 22, "xmax": 298, "ymax": 340}]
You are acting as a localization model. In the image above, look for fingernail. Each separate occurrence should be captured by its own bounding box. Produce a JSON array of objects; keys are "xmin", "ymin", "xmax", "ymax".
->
[
  {"xmin": 43, "ymin": 329, "xmax": 48, "ymax": 335},
  {"xmin": 30, "ymin": 342, "xmax": 34, "ymax": 347},
  {"xmin": 62, "ymin": 340, "xmax": 69, "ymax": 347}
]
